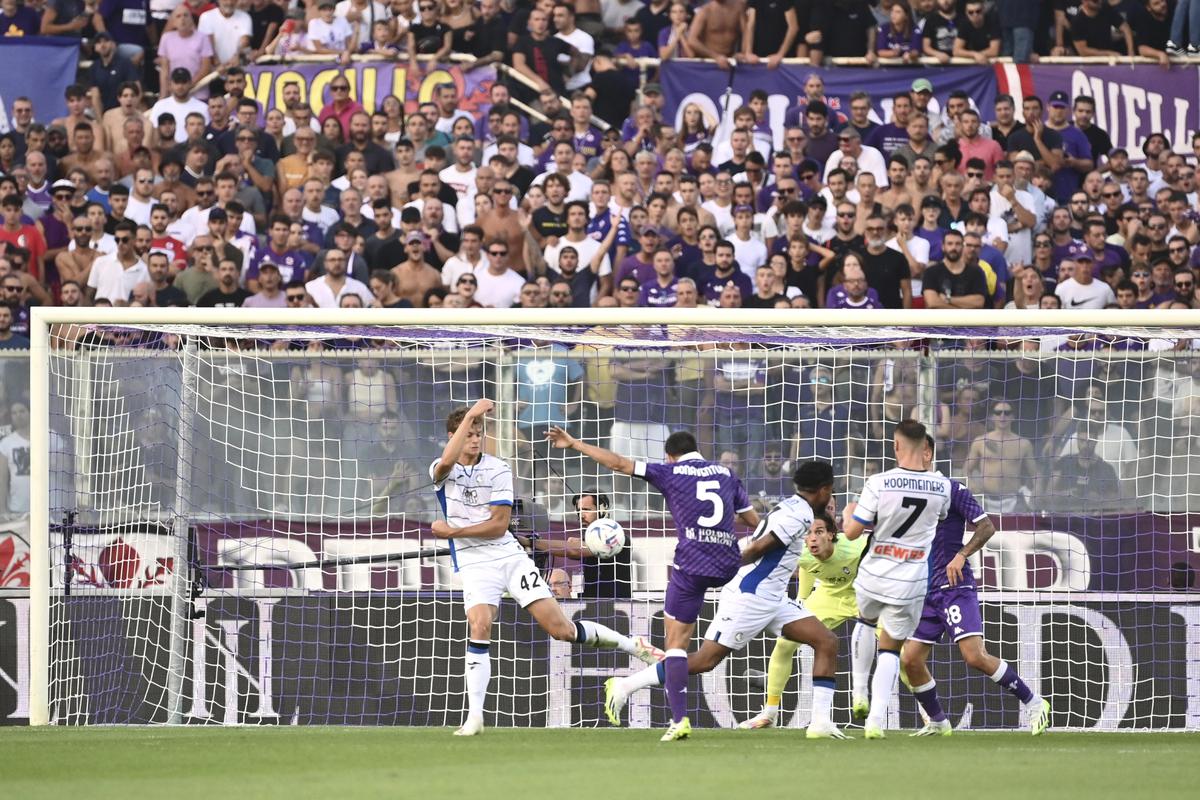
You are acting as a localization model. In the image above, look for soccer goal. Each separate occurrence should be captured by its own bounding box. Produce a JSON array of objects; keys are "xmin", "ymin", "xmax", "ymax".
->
[{"xmin": 26, "ymin": 308, "xmax": 1200, "ymax": 730}]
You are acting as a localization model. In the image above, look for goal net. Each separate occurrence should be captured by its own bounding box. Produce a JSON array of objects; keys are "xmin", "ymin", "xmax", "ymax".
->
[{"xmin": 27, "ymin": 309, "xmax": 1200, "ymax": 730}]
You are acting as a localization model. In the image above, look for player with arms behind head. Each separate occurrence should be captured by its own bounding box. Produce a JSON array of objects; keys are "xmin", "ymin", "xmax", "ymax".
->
[
  {"xmin": 546, "ymin": 426, "xmax": 759, "ymax": 741},
  {"xmin": 900, "ymin": 435, "xmax": 1050, "ymax": 736},
  {"xmin": 606, "ymin": 461, "xmax": 846, "ymax": 739},
  {"xmin": 740, "ymin": 501, "xmax": 869, "ymax": 729},
  {"xmin": 841, "ymin": 419, "xmax": 951, "ymax": 740},
  {"xmin": 431, "ymin": 400, "xmax": 663, "ymax": 737}
]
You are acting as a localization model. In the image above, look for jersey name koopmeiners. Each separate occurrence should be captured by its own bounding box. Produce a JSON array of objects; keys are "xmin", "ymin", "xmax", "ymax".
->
[
  {"xmin": 853, "ymin": 467, "xmax": 952, "ymax": 602},
  {"xmin": 429, "ymin": 454, "xmax": 524, "ymax": 570},
  {"xmin": 734, "ymin": 494, "xmax": 813, "ymax": 601}
]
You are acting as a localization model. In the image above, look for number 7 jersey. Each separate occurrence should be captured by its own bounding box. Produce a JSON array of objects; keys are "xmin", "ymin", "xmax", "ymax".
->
[{"xmin": 851, "ymin": 467, "xmax": 952, "ymax": 603}]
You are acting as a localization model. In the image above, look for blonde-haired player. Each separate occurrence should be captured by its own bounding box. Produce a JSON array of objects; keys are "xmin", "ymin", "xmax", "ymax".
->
[{"xmin": 430, "ymin": 399, "xmax": 662, "ymax": 736}]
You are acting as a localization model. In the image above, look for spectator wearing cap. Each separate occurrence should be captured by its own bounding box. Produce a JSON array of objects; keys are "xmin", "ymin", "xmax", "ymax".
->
[
  {"xmin": 1071, "ymin": 0, "xmax": 1134, "ymax": 57},
  {"xmin": 87, "ymin": 31, "xmax": 140, "ymax": 113},
  {"xmin": 150, "ymin": 69, "xmax": 210, "ymax": 143},
  {"xmin": 729, "ymin": 204, "xmax": 766, "ymax": 279},
  {"xmin": 384, "ymin": 231, "xmax": 439, "ymax": 306},
  {"xmin": 615, "ymin": 224, "xmax": 661, "ymax": 286},
  {"xmin": 156, "ymin": 5, "xmax": 215, "ymax": 97},
  {"xmin": 953, "ymin": 0, "xmax": 1001, "ymax": 62},
  {"xmin": 1044, "ymin": 90, "xmax": 1094, "ymax": 202},
  {"xmin": 1055, "ymin": 245, "xmax": 1115, "ymax": 309},
  {"xmin": 637, "ymin": 247, "xmax": 678, "ymax": 307},
  {"xmin": 238, "ymin": 260, "xmax": 285, "ymax": 308}
]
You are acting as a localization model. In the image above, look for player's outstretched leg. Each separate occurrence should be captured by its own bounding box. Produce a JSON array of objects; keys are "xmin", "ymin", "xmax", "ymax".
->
[
  {"xmin": 740, "ymin": 636, "xmax": 798, "ymax": 729},
  {"xmin": 850, "ymin": 619, "xmax": 877, "ymax": 720},
  {"xmin": 865, "ymin": 645, "xmax": 900, "ymax": 740},
  {"xmin": 957, "ymin": 637, "xmax": 1049, "ymax": 736},
  {"xmin": 527, "ymin": 598, "xmax": 665, "ymax": 664}
]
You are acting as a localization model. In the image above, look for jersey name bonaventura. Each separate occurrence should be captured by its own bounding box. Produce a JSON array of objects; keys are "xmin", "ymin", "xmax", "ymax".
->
[
  {"xmin": 635, "ymin": 451, "xmax": 753, "ymax": 580},
  {"xmin": 733, "ymin": 493, "xmax": 813, "ymax": 600},
  {"xmin": 797, "ymin": 535, "xmax": 868, "ymax": 602},
  {"xmin": 429, "ymin": 454, "xmax": 523, "ymax": 570},
  {"xmin": 852, "ymin": 467, "xmax": 952, "ymax": 602},
  {"xmin": 928, "ymin": 478, "xmax": 987, "ymax": 591}
]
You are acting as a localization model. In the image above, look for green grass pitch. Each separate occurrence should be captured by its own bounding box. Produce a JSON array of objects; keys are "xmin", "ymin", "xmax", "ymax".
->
[{"xmin": 3, "ymin": 727, "xmax": 1198, "ymax": 799}]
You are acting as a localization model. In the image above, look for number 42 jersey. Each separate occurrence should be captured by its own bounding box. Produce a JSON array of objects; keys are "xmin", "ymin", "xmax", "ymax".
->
[{"xmin": 851, "ymin": 467, "xmax": 952, "ymax": 603}]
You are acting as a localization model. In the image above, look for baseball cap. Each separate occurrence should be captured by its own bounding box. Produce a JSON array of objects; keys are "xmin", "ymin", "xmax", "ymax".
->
[
  {"xmin": 1012, "ymin": 150, "xmax": 1036, "ymax": 164},
  {"xmin": 1048, "ymin": 90, "xmax": 1070, "ymax": 108},
  {"xmin": 317, "ymin": 0, "xmax": 335, "ymax": 7},
  {"xmin": 170, "ymin": 67, "xmax": 192, "ymax": 84},
  {"xmin": 911, "ymin": 78, "xmax": 933, "ymax": 94},
  {"xmin": 733, "ymin": 204, "xmax": 755, "ymax": 215},
  {"xmin": 642, "ymin": 83, "xmax": 663, "ymax": 95},
  {"xmin": 93, "ymin": 31, "xmax": 113, "ymax": 42},
  {"xmin": 638, "ymin": 226, "xmax": 660, "ymax": 237},
  {"xmin": 920, "ymin": 194, "xmax": 943, "ymax": 210},
  {"xmin": 207, "ymin": 207, "xmax": 227, "ymax": 222},
  {"xmin": 406, "ymin": 231, "xmax": 425, "ymax": 244},
  {"xmin": 258, "ymin": 260, "xmax": 280, "ymax": 273},
  {"xmin": 51, "ymin": 179, "xmax": 75, "ymax": 192},
  {"xmin": 838, "ymin": 127, "xmax": 861, "ymax": 141},
  {"xmin": 1069, "ymin": 242, "xmax": 1094, "ymax": 261}
]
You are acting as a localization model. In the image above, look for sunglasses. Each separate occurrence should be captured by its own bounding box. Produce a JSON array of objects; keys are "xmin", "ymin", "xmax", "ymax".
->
[
  {"xmin": 1102, "ymin": 191, "xmax": 1122, "ymax": 199},
  {"xmin": 836, "ymin": 212, "xmax": 856, "ymax": 218},
  {"xmin": 1149, "ymin": 223, "xmax": 1167, "ymax": 229},
  {"xmin": 331, "ymin": 85, "xmax": 350, "ymax": 92},
  {"xmin": 193, "ymin": 245, "xmax": 214, "ymax": 252},
  {"xmin": 458, "ymin": 278, "xmax": 477, "ymax": 285},
  {"xmin": 1035, "ymin": 241, "xmax": 1051, "ymax": 247},
  {"xmin": 1177, "ymin": 282, "xmax": 1194, "ymax": 289},
  {"xmin": 196, "ymin": 190, "xmax": 213, "ymax": 197},
  {"xmin": 286, "ymin": 294, "xmax": 305, "ymax": 302},
  {"xmin": 74, "ymin": 226, "xmax": 91, "ymax": 233},
  {"xmin": 1170, "ymin": 247, "xmax": 1189, "ymax": 254},
  {"xmin": 493, "ymin": 187, "xmax": 512, "ymax": 194},
  {"xmin": 114, "ymin": 236, "xmax": 131, "ymax": 243},
  {"xmin": 2, "ymin": 285, "xmax": 20, "ymax": 291},
  {"xmin": 992, "ymin": 408, "xmax": 1013, "ymax": 416},
  {"xmin": 1133, "ymin": 271, "xmax": 1150, "ymax": 277},
  {"xmin": 777, "ymin": 187, "xmax": 796, "ymax": 195},
  {"xmin": 55, "ymin": 192, "xmax": 73, "ymax": 199},
  {"xmin": 967, "ymin": 171, "xmax": 984, "ymax": 178},
  {"xmin": 488, "ymin": 250, "xmax": 508, "ymax": 256}
]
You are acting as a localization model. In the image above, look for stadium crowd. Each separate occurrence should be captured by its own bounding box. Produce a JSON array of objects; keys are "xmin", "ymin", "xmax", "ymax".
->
[{"xmin": 1, "ymin": 1, "xmax": 1199, "ymax": 520}]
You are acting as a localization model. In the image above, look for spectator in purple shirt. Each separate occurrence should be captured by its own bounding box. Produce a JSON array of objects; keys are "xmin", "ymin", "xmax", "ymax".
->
[
  {"xmin": 825, "ymin": 255, "xmax": 883, "ymax": 309},
  {"xmin": 615, "ymin": 226, "xmax": 660, "ymax": 286},
  {"xmin": 638, "ymin": 248, "xmax": 678, "ymax": 307},
  {"xmin": 0, "ymin": 0, "xmax": 40, "ymax": 35},
  {"xmin": 876, "ymin": 1, "xmax": 922, "ymax": 63}
]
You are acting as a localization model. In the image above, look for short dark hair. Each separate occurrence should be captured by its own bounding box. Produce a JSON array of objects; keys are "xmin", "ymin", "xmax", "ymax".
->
[
  {"xmin": 664, "ymin": 431, "xmax": 699, "ymax": 457},
  {"xmin": 812, "ymin": 510, "xmax": 838, "ymax": 538},
  {"xmin": 445, "ymin": 405, "xmax": 482, "ymax": 434},
  {"xmin": 896, "ymin": 418, "xmax": 927, "ymax": 448},
  {"xmin": 793, "ymin": 460, "xmax": 835, "ymax": 492}
]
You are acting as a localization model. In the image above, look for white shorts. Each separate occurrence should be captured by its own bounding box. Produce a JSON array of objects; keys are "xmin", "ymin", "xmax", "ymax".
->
[
  {"xmin": 704, "ymin": 587, "xmax": 814, "ymax": 652},
  {"xmin": 855, "ymin": 588, "xmax": 924, "ymax": 641},
  {"xmin": 459, "ymin": 554, "xmax": 552, "ymax": 611}
]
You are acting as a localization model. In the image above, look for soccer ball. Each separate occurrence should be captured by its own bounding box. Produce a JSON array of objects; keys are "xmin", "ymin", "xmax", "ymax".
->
[{"xmin": 583, "ymin": 518, "xmax": 626, "ymax": 558}]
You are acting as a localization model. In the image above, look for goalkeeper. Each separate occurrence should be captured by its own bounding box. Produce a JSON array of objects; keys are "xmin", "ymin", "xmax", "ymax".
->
[{"xmin": 740, "ymin": 510, "xmax": 869, "ymax": 729}]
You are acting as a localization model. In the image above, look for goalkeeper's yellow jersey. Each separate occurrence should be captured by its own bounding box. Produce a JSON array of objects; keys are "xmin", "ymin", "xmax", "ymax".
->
[{"xmin": 796, "ymin": 536, "xmax": 868, "ymax": 604}]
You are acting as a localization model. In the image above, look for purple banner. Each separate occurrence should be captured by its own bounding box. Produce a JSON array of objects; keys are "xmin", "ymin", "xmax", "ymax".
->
[
  {"xmin": 244, "ymin": 61, "xmax": 495, "ymax": 117},
  {"xmin": 1004, "ymin": 63, "xmax": 1199, "ymax": 159},
  {"xmin": 0, "ymin": 37, "xmax": 79, "ymax": 127},
  {"xmin": 659, "ymin": 61, "xmax": 997, "ymax": 151}
]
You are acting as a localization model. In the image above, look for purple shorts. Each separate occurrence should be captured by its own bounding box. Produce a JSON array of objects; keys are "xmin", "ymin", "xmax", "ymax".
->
[
  {"xmin": 664, "ymin": 568, "xmax": 730, "ymax": 624},
  {"xmin": 911, "ymin": 585, "xmax": 984, "ymax": 644}
]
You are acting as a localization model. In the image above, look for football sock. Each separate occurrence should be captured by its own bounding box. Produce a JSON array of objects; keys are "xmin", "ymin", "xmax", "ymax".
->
[
  {"xmin": 620, "ymin": 661, "xmax": 665, "ymax": 695},
  {"xmin": 574, "ymin": 620, "xmax": 635, "ymax": 654},
  {"xmin": 912, "ymin": 680, "xmax": 948, "ymax": 723},
  {"xmin": 851, "ymin": 620, "xmax": 877, "ymax": 699},
  {"xmin": 465, "ymin": 640, "xmax": 491, "ymax": 721},
  {"xmin": 811, "ymin": 676, "xmax": 836, "ymax": 725},
  {"xmin": 765, "ymin": 637, "xmax": 799, "ymax": 709},
  {"xmin": 663, "ymin": 649, "xmax": 689, "ymax": 724},
  {"xmin": 868, "ymin": 648, "xmax": 900, "ymax": 725},
  {"xmin": 990, "ymin": 660, "xmax": 1035, "ymax": 704}
]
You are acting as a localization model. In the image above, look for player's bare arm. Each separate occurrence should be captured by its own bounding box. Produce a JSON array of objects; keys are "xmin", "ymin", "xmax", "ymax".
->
[
  {"xmin": 842, "ymin": 502, "xmax": 867, "ymax": 540},
  {"xmin": 737, "ymin": 507, "xmax": 760, "ymax": 530},
  {"xmin": 433, "ymin": 398, "xmax": 494, "ymax": 483},
  {"xmin": 544, "ymin": 425, "xmax": 636, "ymax": 475},
  {"xmin": 431, "ymin": 503, "xmax": 512, "ymax": 540},
  {"xmin": 947, "ymin": 515, "xmax": 996, "ymax": 586}
]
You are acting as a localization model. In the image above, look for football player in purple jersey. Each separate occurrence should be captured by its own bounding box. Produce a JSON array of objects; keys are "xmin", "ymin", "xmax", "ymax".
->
[
  {"xmin": 546, "ymin": 426, "xmax": 759, "ymax": 740},
  {"xmin": 900, "ymin": 435, "xmax": 1050, "ymax": 736}
]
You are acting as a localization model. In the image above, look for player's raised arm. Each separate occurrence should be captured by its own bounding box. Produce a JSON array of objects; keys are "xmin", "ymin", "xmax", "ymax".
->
[
  {"xmin": 544, "ymin": 425, "xmax": 636, "ymax": 475},
  {"xmin": 433, "ymin": 399, "xmax": 495, "ymax": 484}
]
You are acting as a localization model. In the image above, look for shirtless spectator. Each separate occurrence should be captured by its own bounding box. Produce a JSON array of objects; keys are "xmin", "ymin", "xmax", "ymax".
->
[
  {"xmin": 391, "ymin": 232, "xmax": 443, "ymax": 306},
  {"xmin": 686, "ymin": 0, "xmax": 746, "ymax": 70},
  {"xmin": 964, "ymin": 399, "xmax": 1038, "ymax": 512}
]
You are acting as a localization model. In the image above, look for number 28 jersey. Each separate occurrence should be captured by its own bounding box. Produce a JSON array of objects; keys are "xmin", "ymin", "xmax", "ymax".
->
[{"xmin": 851, "ymin": 467, "xmax": 952, "ymax": 602}]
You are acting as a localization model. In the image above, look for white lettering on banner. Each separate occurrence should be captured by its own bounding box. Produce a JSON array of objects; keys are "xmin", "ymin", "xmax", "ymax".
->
[
  {"xmin": 185, "ymin": 597, "xmax": 279, "ymax": 723},
  {"xmin": 1073, "ymin": 70, "xmax": 1195, "ymax": 158},
  {"xmin": 0, "ymin": 598, "xmax": 28, "ymax": 719},
  {"xmin": 975, "ymin": 530, "xmax": 1091, "ymax": 591},
  {"xmin": 1010, "ymin": 604, "xmax": 1134, "ymax": 731},
  {"xmin": 1169, "ymin": 604, "xmax": 1200, "ymax": 729}
]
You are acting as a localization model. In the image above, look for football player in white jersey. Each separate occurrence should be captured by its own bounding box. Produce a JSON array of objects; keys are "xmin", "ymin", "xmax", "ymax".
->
[
  {"xmin": 430, "ymin": 400, "xmax": 663, "ymax": 736},
  {"xmin": 602, "ymin": 460, "xmax": 845, "ymax": 739},
  {"xmin": 842, "ymin": 419, "xmax": 952, "ymax": 740}
]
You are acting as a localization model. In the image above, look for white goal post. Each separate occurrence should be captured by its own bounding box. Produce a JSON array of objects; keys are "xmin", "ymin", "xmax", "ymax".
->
[{"xmin": 26, "ymin": 307, "xmax": 1200, "ymax": 729}]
